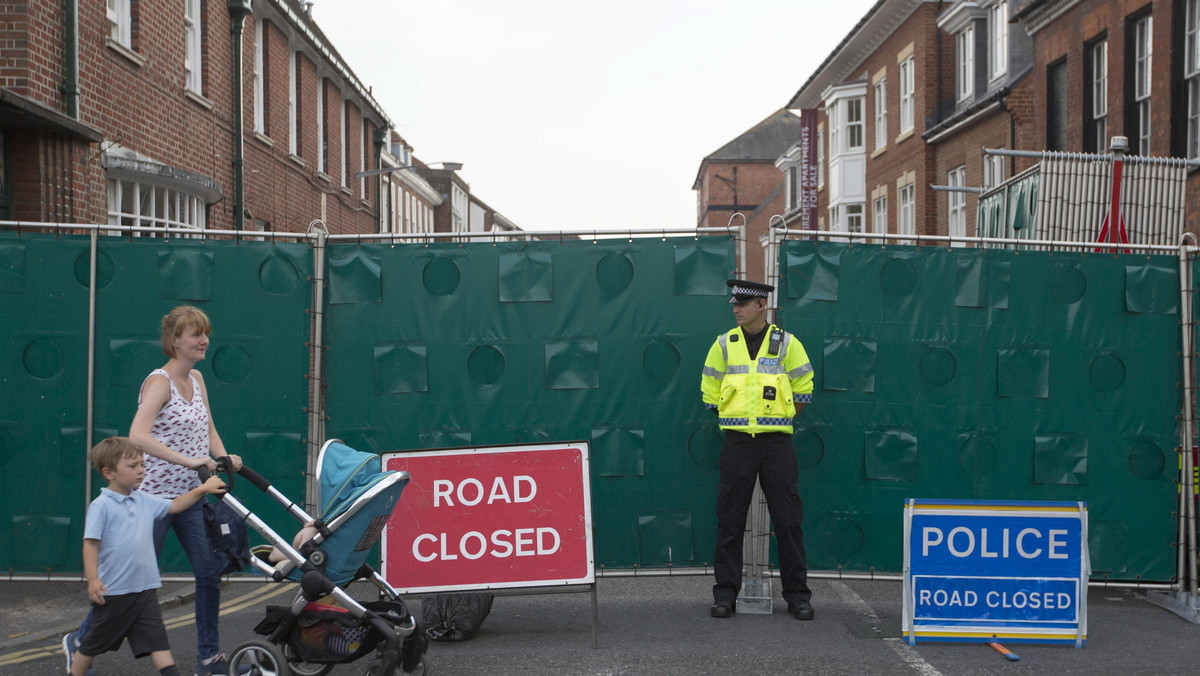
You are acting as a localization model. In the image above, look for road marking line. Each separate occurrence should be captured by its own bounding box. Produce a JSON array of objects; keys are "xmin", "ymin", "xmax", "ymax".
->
[
  {"xmin": 829, "ymin": 581, "xmax": 944, "ymax": 676},
  {"xmin": 0, "ymin": 583, "xmax": 297, "ymax": 666},
  {"xmin": 0, "ymin": 645, "xmax": 62, "ymax": 666},
  {"xmin": 164, "ymin": 583, "xmax": 296, "ymax": 629}
]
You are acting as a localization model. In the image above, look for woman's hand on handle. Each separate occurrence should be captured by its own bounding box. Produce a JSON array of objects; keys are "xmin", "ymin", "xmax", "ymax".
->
[{"xmin": 190, "ymin": 456, "xmax": 218, "ymax": 472}]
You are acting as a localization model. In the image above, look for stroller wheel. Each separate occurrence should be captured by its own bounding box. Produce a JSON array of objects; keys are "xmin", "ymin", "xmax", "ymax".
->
[
  {"xmin": 281, "ymin": 643, "xmax": 333, "ymax": 676},
  {"xmin": 228, "ymin": 640, "xmax": 289, "ymax": 676}
]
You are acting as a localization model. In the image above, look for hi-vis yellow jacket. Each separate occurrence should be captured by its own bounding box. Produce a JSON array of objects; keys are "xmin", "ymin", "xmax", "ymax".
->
[{"xmin": 701, "ymin": 324, "xmax": 814, "ymax": 435}]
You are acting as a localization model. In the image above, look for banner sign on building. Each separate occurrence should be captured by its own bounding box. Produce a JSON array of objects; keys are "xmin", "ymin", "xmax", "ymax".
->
[
  {"xmin": 797, "ymin": 109, "xmax": 819, "ymax": 232},
  {"xmin": 902, "ymin": 499, "xmax": 1089, "ymax": 647},
  {"xmin": 381, "ymin": 441, "xmax": 593, "ymax": 594}
]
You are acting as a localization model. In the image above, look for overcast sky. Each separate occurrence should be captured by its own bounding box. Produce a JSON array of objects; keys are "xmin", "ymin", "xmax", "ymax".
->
[{"xmin": 311, "ymin": 0, "xmax": 880, "ymax": 232}]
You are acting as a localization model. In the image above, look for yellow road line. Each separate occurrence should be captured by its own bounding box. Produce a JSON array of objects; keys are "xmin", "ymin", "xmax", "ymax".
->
[
  {"xmin": 163, "ymin": 583, "xmax": 296, "ymax": 629},
  {"xmin": 0, "ymin": 583, "xmax": 298, "ymax": 667}
]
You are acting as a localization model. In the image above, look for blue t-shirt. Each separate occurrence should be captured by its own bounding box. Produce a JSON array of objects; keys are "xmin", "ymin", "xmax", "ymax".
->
[{"xmin": 83, "ymin": 488, "xmax": 171, "ymax": 596}]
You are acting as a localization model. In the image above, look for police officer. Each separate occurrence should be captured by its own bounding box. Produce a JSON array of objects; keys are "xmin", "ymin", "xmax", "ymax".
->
[{"xmin": 701, "ymin": 279, "xmax": 814, "ymax": 620}]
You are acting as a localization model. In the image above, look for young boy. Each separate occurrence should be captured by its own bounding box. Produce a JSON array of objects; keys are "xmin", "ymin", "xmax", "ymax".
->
[{"xmin": 68, "ymin": 437, "xmax": 226, "ymax": 676}]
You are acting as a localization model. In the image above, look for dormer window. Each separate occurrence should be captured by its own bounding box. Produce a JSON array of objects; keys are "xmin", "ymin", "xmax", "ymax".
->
[
  {"xmin": 939, "ymin": 2, "xmax": 988, "ymax": 104},
  {"xmin": 988, "ymin": 0, "xmax": 1009, "ymax": 81},
  {"xmin": 958, "ymin": 26, "xmax": 975, "ymax": 101}
]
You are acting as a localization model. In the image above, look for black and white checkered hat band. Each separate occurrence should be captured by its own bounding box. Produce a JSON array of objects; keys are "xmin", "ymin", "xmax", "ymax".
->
[{"xmin": 731, "ymin": 285, "xmax": 768, "ymax": 298}]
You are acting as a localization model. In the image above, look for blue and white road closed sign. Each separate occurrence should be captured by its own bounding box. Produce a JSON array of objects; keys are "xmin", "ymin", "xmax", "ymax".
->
[{"xmin": 902, "ymin": 499, "xmax": 1090, "ymax": 647}]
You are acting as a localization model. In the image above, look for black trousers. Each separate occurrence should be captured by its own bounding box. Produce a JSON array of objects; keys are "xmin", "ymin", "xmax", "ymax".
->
[{"xmin": 712, "ymin": 430, "xmax": 811, "ymax": 605}]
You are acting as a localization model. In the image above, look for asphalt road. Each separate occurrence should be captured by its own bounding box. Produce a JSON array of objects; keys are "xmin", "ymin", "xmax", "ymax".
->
[{"xmin": 1, "ymin": 574, "xmax": 1198, "ymax": 675}]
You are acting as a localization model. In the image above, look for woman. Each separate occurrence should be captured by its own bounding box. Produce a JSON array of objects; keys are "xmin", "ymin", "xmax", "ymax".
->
[{"xmin": 65, "ymin": 306, "xmax": 244, "ymax": 676}]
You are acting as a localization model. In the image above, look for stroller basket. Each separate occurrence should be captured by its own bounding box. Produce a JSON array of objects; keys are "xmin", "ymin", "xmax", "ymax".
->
[{"xmin": 255, "ymin": 600, "xmax": 418, "ymax": 664}]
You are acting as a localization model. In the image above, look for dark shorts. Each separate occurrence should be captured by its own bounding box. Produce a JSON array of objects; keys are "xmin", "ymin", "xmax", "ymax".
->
[{"xmin": 76, "ymin": 588, "xmax": 170, "ymax": 659}]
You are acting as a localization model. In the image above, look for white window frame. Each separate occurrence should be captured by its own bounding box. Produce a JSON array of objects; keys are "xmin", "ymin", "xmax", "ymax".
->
[
  {"xmin": 947, "ymin": 166, "xmax": 967, "ymax": 245},
  {"xmin": 984, "ymin": 151, "xmax": 1005, "ymax": 189},
  {"xmin": 288, "ymin": 52, "xmax": 299, "ymax": 156},
  {"xmin": 958, "ymin": 26, "xmax": 975, "ymax": 101},
  {"xmin": 899, "ymin": 182, "xmax": 915, "ymax": 243},
  {"xmin": 1135, "ymin": 15, "xmax": 1152, "ymax": 155},
  {"xmin": 253, "ymin": 19, "xmax": 265, "ymax": 134},
  {"xmin": 1188, "ymin": 1, "xmax": 1200, "ymax": 157},
  {"xmin": 846, "ymin": 98, "xmax": 863, "ymax": 151},
  {"xmin": 899, "ymin": 55, "xmax": 915, "ymax": 133},
  {"xmin": 873, "ymin": 193, "xmax": 887, "ymax": 241},
  {"xmin": 184, "ymin": 0, "xmax": 202, "ymax": 93},
  {"xmin": 107, "ymin": 0, "xmax": 131, "ymax": 48},
  {"xmin": 874, "ymin": 78, "xmax": 887, "ymax": 151},
  {"xmin": 107, "ymin": 179, "xmax": 206, "ymax": 236},
  {"xmin": 846, "ymin": 203, "xmax": 864, "ymax": 233},
  {"xmin": 829, "ymin": 105, "xmax": 839, "ymax": 157},
  {"xmin": 1093, "ymin": 39, "xmax": 1108, "ymax": 152},
  {"xmin": 989, "ymin": 1, "xmax": 1009, "ymax": 81}
]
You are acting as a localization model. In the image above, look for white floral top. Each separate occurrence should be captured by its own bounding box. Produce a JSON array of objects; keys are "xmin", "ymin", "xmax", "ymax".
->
[{"xmin": 138, "ymin": 369, "xmax": 210, "ymax": 499}]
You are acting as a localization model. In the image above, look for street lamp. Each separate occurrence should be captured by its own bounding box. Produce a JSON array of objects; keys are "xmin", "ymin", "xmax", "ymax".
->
[{"xmin": 355, "ymin": 161, "xmax": 463, "ymax": 179}]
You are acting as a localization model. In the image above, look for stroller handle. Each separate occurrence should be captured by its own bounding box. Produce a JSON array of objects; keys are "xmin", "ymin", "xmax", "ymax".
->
[
  {"xmin": 235, "ymin": 465, "xmax": 270, "ymax": 492},
  {"xmin": 195, "ymin": 457, "xmax": 270, "ymax": 494}
]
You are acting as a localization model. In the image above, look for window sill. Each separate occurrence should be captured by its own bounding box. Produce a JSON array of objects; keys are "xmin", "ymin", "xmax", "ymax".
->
[
  {"xmin": 253, "ymin": 132, "xmax": 274, "ymax": 148},
  {"xmin": 106, "ymin": 38, "xmax": 145, "ymax": 68},
  {"xmin": 870, "ymin": 146, "xmax": 887, "ymax": 159},
  {"xmin": 288, "ymin": 153, "xmax": 306, "ymax": 168},
  {"xmin": 340, "ymin": 186, "xmax": 353, "ymax": 197},
  {"xmin": 316, "ymin": 172, "xmax": 332, "ymax": 184},
  {"xmin": 185, "ymin": 89, "xmax": 213, "ymax": 111},
  {"xmin": 895, "ymin": 129, "xmax": 915, "ymax": 145}
]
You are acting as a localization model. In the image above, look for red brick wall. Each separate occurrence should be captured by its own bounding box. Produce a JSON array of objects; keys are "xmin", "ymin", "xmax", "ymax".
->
[
  {"xmin": 853, "ymin": 5, "xmax": 943, "ymax": 237},
  {"xmin": 4, "ymin": 1, "xmax": 383, "ymax": 234},
  {"xmin": 1031, "ymin": 0, "xmax": 1198, "ymax": 238}
]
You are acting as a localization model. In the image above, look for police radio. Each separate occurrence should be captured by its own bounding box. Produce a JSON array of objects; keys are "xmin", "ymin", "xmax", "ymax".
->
[{"xmin": 768, "ymin": 327, "xmax": 783, "ymax": 356}]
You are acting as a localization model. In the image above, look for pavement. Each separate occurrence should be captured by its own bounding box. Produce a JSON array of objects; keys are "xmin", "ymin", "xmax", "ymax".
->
[{"xmin": 1, "ymin": 573, "xmax": 1199, "ymax": 675}]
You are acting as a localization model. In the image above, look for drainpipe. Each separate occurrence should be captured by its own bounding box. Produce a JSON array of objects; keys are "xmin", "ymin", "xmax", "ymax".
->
[
  {"xmin": 373, "ymin": 127, "xmax": 387, "ymax": 231},
  {"xmin": 64, "ymin": 0, "xmax": 80, "ymax": 117},
  {"xmin": 227, "ymin": 0, "xmax": 253, "ymax": 231}
]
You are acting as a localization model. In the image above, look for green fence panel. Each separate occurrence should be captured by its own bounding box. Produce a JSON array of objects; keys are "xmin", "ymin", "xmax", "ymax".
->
[
  {"xmin": 780, "ymin": 240, "xmax": 1180, "ymax": 581},
  {"xmin": 0, "ymin": 230, "xmax": 1186, "ymax": 583},
  {"xmin": 0, "ymin": 233, "xmax": 312, "ymax": 573},
  {"xmin": 0, "ymin": 233, "xmax": 94, "ymax": 571},
  {"xmin": 323, "ymin": 237, "xmax": 736, "ymax": 569}
]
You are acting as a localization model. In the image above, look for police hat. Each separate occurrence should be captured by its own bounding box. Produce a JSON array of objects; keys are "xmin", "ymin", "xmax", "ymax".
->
[{"xmin": 727, "ymin": 278, "xmax": 773, "ymax": 304}]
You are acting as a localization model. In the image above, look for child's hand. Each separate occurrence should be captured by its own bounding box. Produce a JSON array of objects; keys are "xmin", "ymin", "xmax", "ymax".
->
[
  {"xmin": 88, "ymin": 579, "xmax": 108, "ymax": 605},
  {"xmin": 202, "ymin": 476, "xmax": 227, "ymax": 494}
]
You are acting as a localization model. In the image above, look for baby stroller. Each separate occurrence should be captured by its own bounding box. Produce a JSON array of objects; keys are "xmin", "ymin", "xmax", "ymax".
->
[{"xmin": 203, "ymin": 439, "xmax": 428, "ymax": 675}]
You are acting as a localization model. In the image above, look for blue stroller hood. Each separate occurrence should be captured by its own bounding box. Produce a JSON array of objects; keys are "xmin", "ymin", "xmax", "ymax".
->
[
  {"xmin": 295, "ymin": 440, "xmax": 410, "ymax": 585},
  {"xmin": 318, "ymin": 440, "xmax": 389, "ymax": 521}
]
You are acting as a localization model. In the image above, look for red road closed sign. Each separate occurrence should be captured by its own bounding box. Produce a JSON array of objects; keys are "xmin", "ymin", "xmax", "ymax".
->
[{"xmin": 381, "ymin": 441, "xmax": 593, "ymax": 594}]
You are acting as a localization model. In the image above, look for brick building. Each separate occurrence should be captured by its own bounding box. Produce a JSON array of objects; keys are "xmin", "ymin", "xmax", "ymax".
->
[
  {"xmin": 693, "ymin": 109, "xmax": 809, "ymax": 282},
  {"xmin": 778, "ymin": 0, "xmax": 1041, "ymax": 243},
  {"xmin": 1015, "ymin": 0, "xmax": 1200, "ymax": 235},
  {"xmin": 0, "ymin": 0, "xmax": 512, "ymax": 237}
]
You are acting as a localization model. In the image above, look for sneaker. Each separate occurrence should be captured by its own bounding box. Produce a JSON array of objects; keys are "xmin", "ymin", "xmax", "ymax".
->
[
  {"xmin": 62, "ymin": 631, "xmax": 96, "ymax": 676},
  {"xmin": 195, "ymin": 652, "xmax": 252, "ymax": 676}
]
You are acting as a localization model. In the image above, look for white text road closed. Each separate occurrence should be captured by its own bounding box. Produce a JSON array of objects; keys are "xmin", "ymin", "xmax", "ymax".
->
[
  {"xmin": 902, "ymin": 499, "xmax": 1090, "ymax": 646},
  {"xmin": 382, "ymin": 442, "xmax": 594, "ymax": 594}
]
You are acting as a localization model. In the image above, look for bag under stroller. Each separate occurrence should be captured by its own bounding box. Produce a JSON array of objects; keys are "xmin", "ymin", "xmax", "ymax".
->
[{"xmin": 202, "ymin": 440, "xmax": 428, "ymax": 675}]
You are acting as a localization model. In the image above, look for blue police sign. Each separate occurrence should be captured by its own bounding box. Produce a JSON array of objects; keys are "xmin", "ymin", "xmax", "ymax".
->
[{"xmin": 902, "ymin": 499, "xmax": 1089, "ymax": 647}]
